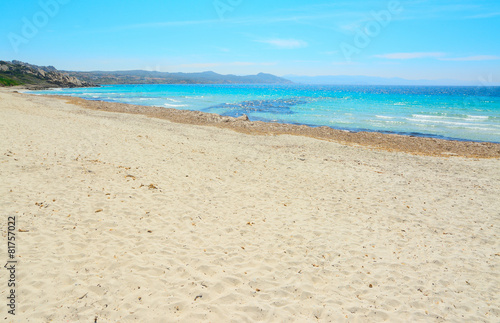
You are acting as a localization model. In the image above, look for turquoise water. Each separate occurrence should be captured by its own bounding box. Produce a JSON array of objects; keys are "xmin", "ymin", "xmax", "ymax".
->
[{"xmin": 31, "ymin": 84, "xmax": 500, "ymax": 143}]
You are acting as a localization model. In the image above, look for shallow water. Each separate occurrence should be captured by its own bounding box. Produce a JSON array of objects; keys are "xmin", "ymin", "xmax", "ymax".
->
[{"xmin": 31, "ymin": 84, "xmax": 500, "ymax": 143}]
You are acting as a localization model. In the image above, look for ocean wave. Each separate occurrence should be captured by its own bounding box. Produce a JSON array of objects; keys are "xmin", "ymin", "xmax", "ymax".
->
[
  {"xmin": 412, "ymin": 114, "xmax": 495, "ymax": 122},
  {"xmin": 163, "ymin": 103, "xmax": 187, "ymax": 107},
  {"xmin": 466, "ymin": 127, "xmax": 500, "ymax": 132},
  {"xmin": 412, "ymin": 114, "xmax": 449, "ymax": 119},
  {"xmin": 466, "ymin": 115, "xmax": 489, "ymax": 120},
  {"xmin": 373, "ymin": 120, "xmax": 404, "ymax": 125},
  {"xmin": 406, "ymin": 118, "xmax": 489, "ymax": 127}
]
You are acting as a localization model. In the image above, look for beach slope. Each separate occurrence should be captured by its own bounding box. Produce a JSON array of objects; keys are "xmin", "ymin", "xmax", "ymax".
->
[{"xmin": 1, "ymin": 90, "xmax": 499, "ymax": 322}]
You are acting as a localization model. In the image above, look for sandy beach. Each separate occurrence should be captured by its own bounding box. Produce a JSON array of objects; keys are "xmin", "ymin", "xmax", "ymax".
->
[{"xmin": 1, "ymin": 89, "xmax": 499, "ymax": 322}]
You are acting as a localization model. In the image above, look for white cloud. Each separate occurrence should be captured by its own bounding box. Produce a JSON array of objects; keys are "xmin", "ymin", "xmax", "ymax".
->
[
  {"xmin": 332, "ymin": 61, "xmax": 360, "ymax": 66},
  {"xmin": 374, "ymin": 52, "xmax": 500, "ymax": 62},
  {"xmin": 118, "ymin": 20, "xmax": 218, "ymax": 30},
  {"xmin": 178, "ymin": 63, "xmax": 221, "ymax": 69},
  {"xmin": 374, "ymin": 52, "xmax": 446, "ymax": 59},
  {"xmin": 178, "ymin": 62, "xmax": 276, "ymax": 69},
  {"xmin": 467, "ymin": 12, "xmax": 500, "ymax": 19},
  {"xmin": 257, "ymin": 38, "xmax": 308, "ymax": 49},
  {"xmin": 439, "ymin": 55, "xmax": 500, "ymax": 61},
  {"xmin": 320, "ymin": 50, "xmax": 340, "ymax": 55},
  {"xmin": 374, "ymin": 52, "xmax": 500, "ymax": 63}
]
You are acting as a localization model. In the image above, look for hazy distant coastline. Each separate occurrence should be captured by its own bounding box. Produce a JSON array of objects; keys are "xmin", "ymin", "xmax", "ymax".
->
[
  {"xmin": 284, "ymin": 75, "xmax": 500, "ymax": 86},
  {"xmin": 2, "ymin": 60, "xmax": 498, "ymax": 88}
]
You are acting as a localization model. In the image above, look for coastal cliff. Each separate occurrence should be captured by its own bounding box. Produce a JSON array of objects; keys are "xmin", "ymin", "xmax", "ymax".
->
[{"xmin": 0, "ymin": 60, "xmax": 98, "ymax": 89}]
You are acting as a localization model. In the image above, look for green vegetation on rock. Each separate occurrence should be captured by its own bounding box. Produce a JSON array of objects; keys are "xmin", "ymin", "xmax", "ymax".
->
[{"xmin": 0, "ymin": 77, "xmax": 22, "ymax": 86}]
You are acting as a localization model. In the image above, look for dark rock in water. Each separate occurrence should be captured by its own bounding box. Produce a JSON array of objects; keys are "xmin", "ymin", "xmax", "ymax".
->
[{"xmin": 203, "ymin": 98, "xmax": 308, "ymax": 120}]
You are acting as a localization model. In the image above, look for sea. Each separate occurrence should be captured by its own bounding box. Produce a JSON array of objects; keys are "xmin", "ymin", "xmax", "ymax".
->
[{"xmin": 30, "ymin": 84, "xmax": 500, "ymax": 143}]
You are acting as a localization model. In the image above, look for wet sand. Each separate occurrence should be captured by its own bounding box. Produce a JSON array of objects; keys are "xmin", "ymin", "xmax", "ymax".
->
[{"xmin": 47, "ymin": 94, "xmax": 500, "ymax": 159}]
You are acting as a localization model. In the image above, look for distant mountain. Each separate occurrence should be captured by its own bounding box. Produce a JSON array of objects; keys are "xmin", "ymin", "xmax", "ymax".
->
[
  {"xmin": 7, "ymin": 60, "xmax": 492, "ymax": 88},
  {"xmin": 65, "ymin": 70, "xmax": 293, "ymax": 85},
  {"xmin": 0, "ymin": 60, "xmax": 97, "ymax": 89},
  {"xmin": 283, "ymin": 75, "xmax": 500, "ymax": 86}
]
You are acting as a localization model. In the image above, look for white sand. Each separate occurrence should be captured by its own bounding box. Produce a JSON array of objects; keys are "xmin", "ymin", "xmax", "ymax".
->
[{"xmin": 1, "ymin": 90, "xmax": 499, "ymax": 322}]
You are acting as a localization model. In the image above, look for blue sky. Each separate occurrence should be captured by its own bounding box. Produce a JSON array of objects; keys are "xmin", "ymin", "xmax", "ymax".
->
[{"xmin": 1, "ymin": 0, "xmax": 499, "ymax": 82}]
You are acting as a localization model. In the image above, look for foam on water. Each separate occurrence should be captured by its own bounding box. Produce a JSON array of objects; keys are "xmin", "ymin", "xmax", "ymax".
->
[
  {"xmin": 29, "ymin": 84, "xmax": 500, "ymax": 143},
  {"xmin": 163, "ymin": 103, "xmax": 188, "ymax": 107}
]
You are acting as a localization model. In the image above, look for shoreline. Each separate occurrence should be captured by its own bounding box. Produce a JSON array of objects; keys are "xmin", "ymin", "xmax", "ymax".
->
[
  {"xmin": 36, "ymin": 90, "xmax": 500, "ymax": 145},
  {"xmin": 36, "ymin": 92, "xmax": 500, "ymax": 158},
  {"xmin": 3, "ymin": 85, "xmax": 500, "ymax": 158}
]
